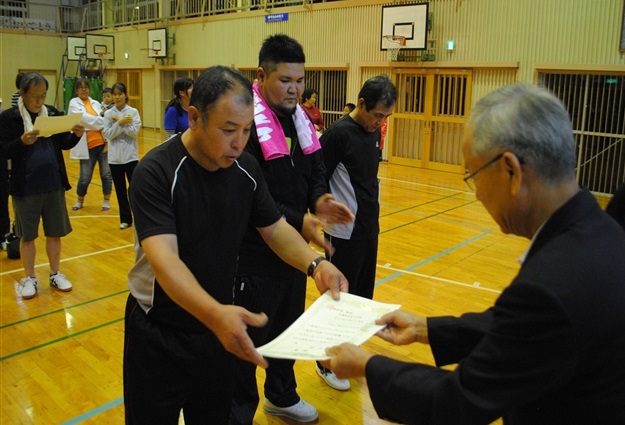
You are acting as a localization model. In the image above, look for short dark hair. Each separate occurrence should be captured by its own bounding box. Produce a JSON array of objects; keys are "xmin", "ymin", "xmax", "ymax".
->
[
  {"xmin": 190, "ymin": 66, "xmax": 253, "ymax": 125},
  {"xmin": 358, "ymin": 75, "xmax": 397, "ymax": 111},
  {"xmin": 102, "ymin": 87, "xmax": 112, "ymax": 94},
  {"xmin": 344, "ymin": 103, "xmax": 356, "ymax": 112},
  {"xmin": 302, "ymin": 88, "xmax": 317, "ymax": 103},
  {"xmin": 258, "ymin": 34, "xmax": 305, "ymax": 75},
  {"xmin": 20, "ymin": 72, "xmax": 48, "ymax": 94}
]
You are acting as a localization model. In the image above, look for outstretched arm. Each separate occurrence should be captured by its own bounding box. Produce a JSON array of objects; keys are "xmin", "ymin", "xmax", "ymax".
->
[
  {"xmin": 258, "ymin": 218, "xmax": 348, "ymax": 299},
  {"xmin": 141, "ymin": 233, "xmax": 269, "ymax": 368}
]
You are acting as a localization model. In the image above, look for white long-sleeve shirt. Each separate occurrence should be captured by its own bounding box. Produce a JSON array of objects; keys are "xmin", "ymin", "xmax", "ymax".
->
[{"xmin": 103, "ymin": 104, "xmax": 141, "ymax": 165}]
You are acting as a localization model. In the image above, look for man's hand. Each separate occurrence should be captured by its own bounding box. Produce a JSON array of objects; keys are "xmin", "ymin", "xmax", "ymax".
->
[
  {"xmin": 312, "ymin": 260, "xmax": 348, "ymax": 300},
  {"xmin": 21, "ymin": 130, "xmax": 40, "ymax": 145},
  {"xmin": 315, "ymin": 194, "xmax": 354, "ymax": 225},
  {"xmin": 71, "ymin": 124, "xmax": 85, "ymax": 138},
  {"xmin": 375, "ymin": 310, "xmax": 429, "ymax": 345},
  {"xmin": 301, "ymin": 213, "xmax": 335, "ymax": 255},
  {"xmin": 320, "ymin": 343, "xmax": 372, "ymax": 379},
  {"xmin": 210, "ymin": 304, "xmax": 269, "ymax": 368}
]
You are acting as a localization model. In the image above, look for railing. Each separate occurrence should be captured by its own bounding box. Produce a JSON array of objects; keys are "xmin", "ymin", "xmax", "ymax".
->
[{"xmin": 0, "ymin": 0, "xmax": 337, "ymax": 33}]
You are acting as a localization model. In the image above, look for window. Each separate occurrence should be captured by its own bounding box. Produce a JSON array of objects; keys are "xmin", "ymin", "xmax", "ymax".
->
[{"xmin": 539, "ymin": 72, "xmax": 625, "ymax": 195}]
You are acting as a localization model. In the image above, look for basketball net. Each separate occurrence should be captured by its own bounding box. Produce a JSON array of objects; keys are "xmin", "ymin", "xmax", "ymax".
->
[{"xmin": 384, "ymin": 35, "xmax": 406, "ymax": 61}]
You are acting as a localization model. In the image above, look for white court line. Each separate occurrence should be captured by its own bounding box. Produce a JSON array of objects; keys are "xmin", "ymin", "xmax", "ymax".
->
[
  {"xmin": 0, "ymin": 243, "xmax": 134, "ymax": 276},
  {"xmin": 378, "ymin": 263, "xmax": 502, "ymax": 294},
  {"xmin": 379, "ymin": 176, "xmax": 473, "ymax": 195}
]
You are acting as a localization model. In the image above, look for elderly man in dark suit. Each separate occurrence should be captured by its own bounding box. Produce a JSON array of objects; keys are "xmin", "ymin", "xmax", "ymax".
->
[{"xmin": 322, "ymin": 84, "xmax": 625, "ymax": 425}]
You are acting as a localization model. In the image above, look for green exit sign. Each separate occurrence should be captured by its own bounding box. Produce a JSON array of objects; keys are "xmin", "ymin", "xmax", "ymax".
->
[{"xmin": 605, "ymin": 78, "xmax": 619, "ymax": 84}]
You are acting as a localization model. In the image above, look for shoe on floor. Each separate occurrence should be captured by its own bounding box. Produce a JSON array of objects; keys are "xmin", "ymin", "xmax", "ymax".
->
[
  {"xmin": 119, "ymin": 222, "xmax": 130, "ymax": 229},
  {"xmin": 1, "ymin": 232, "xmax": 10, "ymax": 250},
  {"xmin": 72, "ymin": 201, "xmax": 83, "ymax": 211},
  {"xmin": 263, "ymin": 398, "xmax": 318, "ymax": 422},
  {"xmin": 50, "ymin": 272, "xmax": 72, "ymax": 292},
  {"xmin": 101, "ymin": 200, "xmax": 111, "ymax": 211},
  {"xmin": 317, "ymin": 364, "xmax": 350, "ymax": 391},
  {"xmin": 19, "ymin": 276, "xmax": 38, "ymax": 299}
]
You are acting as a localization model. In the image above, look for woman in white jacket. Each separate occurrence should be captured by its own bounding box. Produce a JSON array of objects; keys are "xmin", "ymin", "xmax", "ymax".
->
[
  {"xmin": 68, "ymin": 78, "xmax": 113, "ymax": 211},
  {"xmin": 103, "ymin": 82, "xmax": 141, "ymax": 230}
]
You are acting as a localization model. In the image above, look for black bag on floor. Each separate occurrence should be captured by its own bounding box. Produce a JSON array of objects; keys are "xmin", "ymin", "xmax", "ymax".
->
[{"xmin": 6, "ymin": 232, "xmax": 20, "ymax": 259}]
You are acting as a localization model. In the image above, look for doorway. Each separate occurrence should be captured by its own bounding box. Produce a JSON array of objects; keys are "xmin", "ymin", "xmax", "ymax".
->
[
  {"xmin": 114, "ymin": 70, "xmax": 143, "ymax": 120},
  {"xmin": 389, "ymin": 68, "xmax": 472, "ymax": 173}
]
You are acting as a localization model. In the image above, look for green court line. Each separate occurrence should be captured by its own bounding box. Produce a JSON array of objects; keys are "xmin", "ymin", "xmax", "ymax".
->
[
  {"xmin": 380, "ymin": 191, "xmax": 469, "ymax": 219},
  {"xmin": 0, "ymin": 289, "xmax": 129, "ymax": 330},
  {"xmin": 1, "ymin": 317, "xmax": 125, "ymax": 361},
  {"xmin": 381, "ymin": 200, "xmax": 478, "ymax": 234}
]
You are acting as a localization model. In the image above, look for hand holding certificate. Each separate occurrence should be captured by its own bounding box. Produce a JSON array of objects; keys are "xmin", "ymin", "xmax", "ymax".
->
[
  {"xmin": 33, "ymin": 113, "xmax": 83, "ymax": 137},
  {"xmin": 256, "ymin": 292, "xmax": 400, "ymax": 360}
]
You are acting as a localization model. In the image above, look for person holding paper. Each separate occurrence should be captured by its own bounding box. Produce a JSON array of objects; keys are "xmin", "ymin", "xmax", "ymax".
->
[
  {"xmin": 322, "ymin": 84, "xmax": 625, "ymax": 425},
  {"xmin": 0, "ymin": 72, "xmax": 85, "ymax": 299},
  {"xmin": 231, "ymin": 34, "xmax": 354, "ymax": 425},
  {"xmin": 123, "ymin": 65, "xmax": 348, "ymax": 425}
]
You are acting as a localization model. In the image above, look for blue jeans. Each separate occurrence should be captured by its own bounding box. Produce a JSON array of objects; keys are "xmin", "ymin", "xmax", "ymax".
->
[{"xmin": 77, "ymin": 144, "xmax": 113, "ymax": 197}]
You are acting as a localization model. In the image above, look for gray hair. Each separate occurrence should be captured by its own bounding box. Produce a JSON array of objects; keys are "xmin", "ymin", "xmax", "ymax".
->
[
  {"xmin": 20, "ymin": 72, "xmax": 49, "ymax": 93},
  {"xmin": 467, "ymin": 84, "xmax": 576, "ymax": 183}
]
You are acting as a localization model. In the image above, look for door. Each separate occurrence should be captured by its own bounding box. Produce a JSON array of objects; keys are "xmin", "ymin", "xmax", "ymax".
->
[
  {"xmin": 115, "ymin": 70, "xmax": 143, "ymax": 121},
  {"xmin": 389, "ymin": 68, "xmax": 472, "ymax": 173}
]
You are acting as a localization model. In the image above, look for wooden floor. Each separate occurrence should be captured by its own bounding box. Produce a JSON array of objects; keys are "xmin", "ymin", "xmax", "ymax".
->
[{"xmin": 0, "ymin": 129, "xmax": 531, "ymax": 424}]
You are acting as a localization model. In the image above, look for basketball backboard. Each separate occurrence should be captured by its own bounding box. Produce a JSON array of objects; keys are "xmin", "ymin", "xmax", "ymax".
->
[
  {"xmin": 67, "ymin": 36, "xmax": 86, "ymax": 61},
  {"xmin": 85, "ymin": 34, "xmax": 115, "ymax": 60},
  {"xmin": 380, "ymin": 3, "xmax": 428, "ymax": 51},
  {"xmin": 147, "ymin": 28, "xmax": 167, "ymax": 58}
]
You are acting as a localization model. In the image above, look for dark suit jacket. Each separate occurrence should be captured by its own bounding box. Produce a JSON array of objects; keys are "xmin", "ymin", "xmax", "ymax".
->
[
  {"xmin": 366, "ymin": 189, "xmax": 625, "ymax": 425},
  {"xmin": 606, "ymin": 183, "xmax": 625, "ymax": 231}
]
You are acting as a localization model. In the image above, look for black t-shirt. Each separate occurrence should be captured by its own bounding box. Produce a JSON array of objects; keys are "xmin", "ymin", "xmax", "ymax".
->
[{"xmin": 128, "ymin": 135, "xmax": 281, "ymax": 332}]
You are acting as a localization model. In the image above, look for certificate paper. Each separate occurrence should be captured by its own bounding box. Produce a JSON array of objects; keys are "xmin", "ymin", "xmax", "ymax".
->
[
  {"xmin": 33, "ymin": 113, "xmax": 83, "ymax": 137},
  {"xmin": 256, "ymin": 292, "xmax": 400, "ymax": 360}
]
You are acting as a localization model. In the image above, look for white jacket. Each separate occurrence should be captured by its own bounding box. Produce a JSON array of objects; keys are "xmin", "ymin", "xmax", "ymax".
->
[
  {"xmin": 68, "ymin": 96, "xmax": 105, "ymax": 160},
  {"xmin": 103, "ymin": 104, "xmax": 141, "ymax": 165}
]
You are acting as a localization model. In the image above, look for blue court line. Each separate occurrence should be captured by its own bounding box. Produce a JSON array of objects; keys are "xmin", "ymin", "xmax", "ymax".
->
[
  {"xmin": 375, "ymin": 230, "xmax": 492, "ymax": 287},
  {"xmin": 59, "ymin": 397, "xmax": 124, "ymax": 425}
]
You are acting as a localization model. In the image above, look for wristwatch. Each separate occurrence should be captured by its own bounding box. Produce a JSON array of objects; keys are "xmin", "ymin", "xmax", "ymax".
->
[{"xmin": 307, "ymin": 256, "xmax": 326, "ymax": 277}]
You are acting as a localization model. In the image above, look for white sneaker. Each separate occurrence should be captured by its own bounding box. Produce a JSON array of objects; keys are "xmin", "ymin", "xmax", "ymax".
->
[
  {"xmin": 119, "ymin": 222, "xmax": 130, "ymax": 229},
  {"xmin": 20, "ymin": 276, "xmax": 38, "ymax": 299},
  {"xmin": 317, "ymin": 364, "xmax": 350, "ymax": 391},
  {"xmin": 50, "ymin": 272, "xmax": 72, "ymax": 292},
  {"xmin": 263, "ymin": 398, "xmax": 318, "ymax": 422}
]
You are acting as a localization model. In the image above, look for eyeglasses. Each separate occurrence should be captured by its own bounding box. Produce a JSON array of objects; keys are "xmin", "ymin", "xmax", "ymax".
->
[{"xmin": 463, "ymin": 153, "xmax": 504, "ymax": 192}]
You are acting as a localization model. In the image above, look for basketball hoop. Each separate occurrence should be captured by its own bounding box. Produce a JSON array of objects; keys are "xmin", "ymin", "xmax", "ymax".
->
[
  {"xmin": 383, "ymin": 35, "xmax": 406, "ymax": 61},
  {"xmin": 141, "ymin": 47, "xmax": 162, "ymax": 59},
  {"xmin": 96, "ymin": 52, "xmax": 111, "ymax": 61}
]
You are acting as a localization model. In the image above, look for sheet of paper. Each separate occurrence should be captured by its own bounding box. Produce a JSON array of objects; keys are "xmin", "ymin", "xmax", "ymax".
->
[
  {"xmin": 33, "ymin": 113, "xmax": 83, "ymax": 137},
  {"xmin": 256, "ymin": 292, "xmax": 400, "ymax": 361}
]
